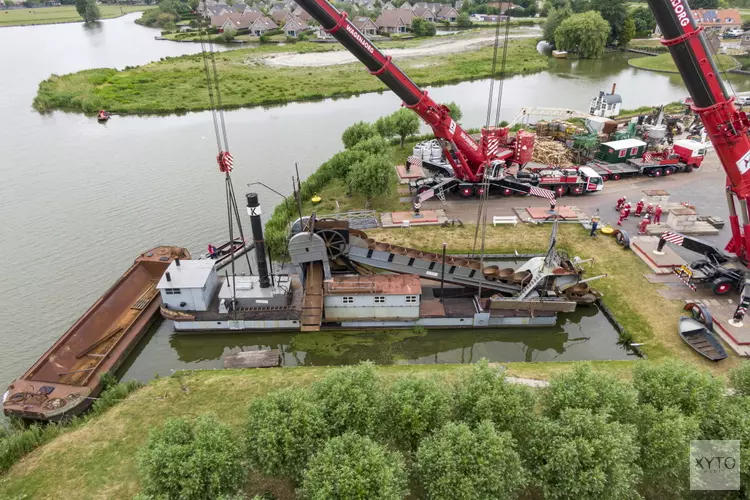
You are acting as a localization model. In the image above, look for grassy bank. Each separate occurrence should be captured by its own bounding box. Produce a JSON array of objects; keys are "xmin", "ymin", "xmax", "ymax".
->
[
  {"xmin": 629, "ymin": 51, "xmax": 738, "ymax": 73},
  {"xmin": 617, "ymin": 101, "xmax": 685, "ymax": 118},
  {"xmin": 33, "ymin": 37, "xmax": 549, "ymax": 114},
  {"xmin": 0, "ymin": 5, "xmax": 150, "ymax": 27}
]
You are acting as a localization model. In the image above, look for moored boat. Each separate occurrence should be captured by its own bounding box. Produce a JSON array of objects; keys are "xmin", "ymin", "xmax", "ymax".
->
[
  {"xmin": 678, "ymin": 316, "xmax": 728, "ymax": 361},
  {"xmin": 552, "ymin": 50, "xmax": 568, "ymax": 59},
  {"xmin": 2, "ymin": 246, "xmax": 190, "ymax": 421},
  {"xmin": 97, "ymin": 110, "xmax": 110, "ymax": 122}
]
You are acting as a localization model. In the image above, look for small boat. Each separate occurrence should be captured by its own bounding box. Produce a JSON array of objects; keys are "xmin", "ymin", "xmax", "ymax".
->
[
  {"xmin": 200, "ymin": 237, "xmax": 253, "ymax": 270},
  {"xmin": 552, "ymin": 50, "xmax": 568, "ymax": 59},
  {"xmin": 678, "ymin": 317, "xmax": 728, "ymax": 362},
  {"xmin": 97, "ymin": 110, "xmax": 111, "ymax": 122}
]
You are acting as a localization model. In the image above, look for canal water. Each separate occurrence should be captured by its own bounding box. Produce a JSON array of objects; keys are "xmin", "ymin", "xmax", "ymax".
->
[{"xmin": 2, "ymin": 13, "xmax": 744, "ymax": 388}]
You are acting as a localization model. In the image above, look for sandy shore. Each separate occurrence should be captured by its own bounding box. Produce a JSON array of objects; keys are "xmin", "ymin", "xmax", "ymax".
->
[{"xmin": 261, "ymin": 32, "xmax": 540, "ymax": 68}]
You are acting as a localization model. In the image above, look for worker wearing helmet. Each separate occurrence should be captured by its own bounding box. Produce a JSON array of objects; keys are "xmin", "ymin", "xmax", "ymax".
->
[
  {"xmin": 616, "ymin": 196, "xmax": 626, "ymax": 211},
  {"xmin": 623, "ymin": 202, "xmax": 632, "ymax": 220},
  {"xmin": 617, "ymin": 208, "xmax": 627, "ymax": 226},
  {"xmin": 654, "ymin": 205, "xmax": 663, "ymax": 225},
  {"xmin": 638, "ymin": 214, "xmax": 651, "ymax": 235},
  {"xmin": 635, "ymin": 199, "xmax": 644, "ymax": 217}
]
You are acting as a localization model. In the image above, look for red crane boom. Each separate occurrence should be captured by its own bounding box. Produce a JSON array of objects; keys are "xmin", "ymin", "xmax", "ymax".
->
[
  {"xmin": 293, "ymin": 0, "xmax": 531, "ymax": 183},
  {"xmin": 645, "ymin": 0, "xmax": 750, "ymax": 261}
]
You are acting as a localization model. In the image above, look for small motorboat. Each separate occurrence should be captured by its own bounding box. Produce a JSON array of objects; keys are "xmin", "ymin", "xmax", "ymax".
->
[
  {"xmin": 97, "ymin": 110, "xmax": 111, "ymax": 122},
  {"xmin": 552, "ymin": 50, "xmax": 568, "ymax": 59},
  {"xmin": 679, "ymin": 304, "xmax": 728, "ymax": 361}
]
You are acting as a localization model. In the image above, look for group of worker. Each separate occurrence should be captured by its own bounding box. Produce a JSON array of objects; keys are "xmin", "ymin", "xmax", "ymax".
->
[{"xmin": 615, "ymin": 196, "xmax": 663, "ymax": 233}]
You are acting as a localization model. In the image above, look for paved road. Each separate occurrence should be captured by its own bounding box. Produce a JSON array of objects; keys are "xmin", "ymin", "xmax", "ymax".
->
[{"xmin": 423, "ymin": 149, "xmax": 732, "ymax": 248}]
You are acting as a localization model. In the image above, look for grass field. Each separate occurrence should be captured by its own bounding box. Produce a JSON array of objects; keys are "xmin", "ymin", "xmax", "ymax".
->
[
  {"xmin": 629, "ymin": 51, "xmax": 739, "ymax": 73},
  {"xmin": 32, "ymin": 37, "xmax": 549, "ymax": 115},
  {"xmin": 0, "ymin": 5, "xmax": 151, "ymax": 27}
]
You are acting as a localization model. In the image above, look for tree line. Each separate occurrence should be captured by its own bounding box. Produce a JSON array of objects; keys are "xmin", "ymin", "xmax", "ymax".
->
[{"xmin": 134, "ymin": 359, "xmax": 750, "ymax": 499}]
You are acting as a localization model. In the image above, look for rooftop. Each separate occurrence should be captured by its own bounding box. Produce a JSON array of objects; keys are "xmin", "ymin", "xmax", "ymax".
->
[
  {"xmin": 156, "ymin": 259, "xmax": 215, "ymax": 290},
  {"xmin": 218, "ymin": 275, "xmax": 290, "ymax": 300},
  {"xmin": 601, "ymin": 138, "xmax": 647, "ymax": 149},
  {"xmin": 325, "ymin": 274, "xmax": 422, "ymax": 296}
]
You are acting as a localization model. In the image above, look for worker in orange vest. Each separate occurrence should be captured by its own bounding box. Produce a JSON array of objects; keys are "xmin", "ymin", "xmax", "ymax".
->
[
  {"xmin": 654, "ymin": 205, "xmax": 663, "ymax": 224},
  {"xmin": 617, "ymin": 207, "xmax": 627, "ymax": 226},
  {"xmin": 638, "ymin": 214, "xmax": 651, "ymax": 234},
  {"xmin": 635, "ymin": 199, "xmax": 644, "ymax": 217},
  {"xmin": 616, "ymin": 196, "xmax": 626, "ymax": 211}
]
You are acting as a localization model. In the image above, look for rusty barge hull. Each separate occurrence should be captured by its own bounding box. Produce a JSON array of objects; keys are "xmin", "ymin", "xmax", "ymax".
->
[{"xmin": 2, "ymin": 246, "xmax": 190, "ymax": 421}]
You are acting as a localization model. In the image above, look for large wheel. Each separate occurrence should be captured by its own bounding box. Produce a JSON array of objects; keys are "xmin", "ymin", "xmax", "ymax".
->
[
  {"xmin": 611, "ymin": 173, "xmax": 622, "ymax": 181},
  {"xmin": 613, "ymin": 229, "xmax": 630, "ymax": 249},
  {"xmin": 664, "ymin": 166, "xmax": 676, "ymax": 176},
  {"xmin": 416, "ymin": 185, "xmax": 431, "ymax": 196},
  {"xmin": 553, "ymin": 185, "xmax": 567, "ymax": 198},
  {"xmin": 651, "ymin": 168, "xmax": 664, "ymax": 177},
  {"xmin": 476, "ymin": 186, "xmax": 486, "ymax": 197},
  {"xmin": 600, "ymin": 174, "xmax": 610, "ymax": 181},
  {"xmin": 317, "ymin": 229, "xmax": 348, "ymax": 260},
  {"xmin": 569, "ymin": 185, "xmax": 584, "ymax": 196},
  {"xmin": 684, "ymin": 302, "xmax": 714, "ymax": 330},
  {"xmin": 500, "ymin": 187, "xmax": 513, "ymax": 196},
  {"xmin": 712, "ymin": 277, "xmax": 734, "ymax": 296},
  {"xmin": 459, "ymin": 185, "xmax": 474, "ymax": 198}
]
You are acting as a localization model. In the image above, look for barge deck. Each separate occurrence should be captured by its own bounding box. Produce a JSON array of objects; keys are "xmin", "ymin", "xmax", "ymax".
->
[{"xmin": 2, "ymin": 246, "xmax": 189, "ymax": 421}]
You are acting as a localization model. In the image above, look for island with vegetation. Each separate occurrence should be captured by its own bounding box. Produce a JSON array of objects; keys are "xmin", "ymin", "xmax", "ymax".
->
[
  {"xmin": 0, "ymin": 3, "xmax": 150, "ymax": 27},
  {"xmin": 32, "ymin": 34, "xmax": 548, "ymax": 114}
]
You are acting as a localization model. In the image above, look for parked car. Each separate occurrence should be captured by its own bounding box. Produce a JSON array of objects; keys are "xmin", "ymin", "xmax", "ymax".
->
[
  {"xmin": 724, "ymin": 28, "xmax": 743, "ymax": 38},
  {"xmin": 736, "ymin": 95, "xmax": 750, "ymax": 106}
]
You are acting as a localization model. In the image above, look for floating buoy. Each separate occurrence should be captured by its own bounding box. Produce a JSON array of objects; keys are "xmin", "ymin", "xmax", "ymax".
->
[
  {"xmin": 600, "ymin": 225, "xmax": 614, "ymax": 235},
  {"xmin": 311, "ymin": 194, "xmax": 321, "ymax": 204}
]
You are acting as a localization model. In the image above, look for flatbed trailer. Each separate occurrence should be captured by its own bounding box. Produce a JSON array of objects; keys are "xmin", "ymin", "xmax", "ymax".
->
[{"xmin": 587, "ymin": 158, "xmax": 695, "ymax": 180}]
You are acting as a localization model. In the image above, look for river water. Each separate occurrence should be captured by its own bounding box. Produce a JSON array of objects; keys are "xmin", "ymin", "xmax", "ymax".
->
[{"xmin": 6, "ymin": 13, "xmax": 744, "ymax": 389}]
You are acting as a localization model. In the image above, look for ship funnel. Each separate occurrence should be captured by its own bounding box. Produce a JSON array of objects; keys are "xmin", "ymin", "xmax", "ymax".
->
[
  {"xmin": 175, "ymin": 258, "xmax": 181, "ymax": 267},
  {"xmin": 166, "ymin": 272, "xmax": 171, "ymax": 282},
  {"xmin": 611, "ymin": 83, "xmax": 616, "ymax": 95},
  {"xmin": 246, "ymin": 192, "xmax": 270, "ymax": 289}
]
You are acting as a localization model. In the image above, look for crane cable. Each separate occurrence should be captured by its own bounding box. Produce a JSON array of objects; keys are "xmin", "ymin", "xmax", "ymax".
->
[{"xmin": 197, "ymin": 2, "xmax": 255, "ymax": 308}]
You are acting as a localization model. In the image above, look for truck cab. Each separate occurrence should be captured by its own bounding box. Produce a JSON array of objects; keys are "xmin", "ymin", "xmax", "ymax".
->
[
  {"xmin": 578, "ymin": 166, "xmax": 604, "ymax": 192},
  {"xmin": 672, "ymin": 139, "xmax": 707, "ymax": 167}
]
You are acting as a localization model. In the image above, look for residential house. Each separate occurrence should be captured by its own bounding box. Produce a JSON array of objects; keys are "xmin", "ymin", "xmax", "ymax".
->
[
  {"xmin": 352, "ymin": 15, "xmax": 379, "ymax": 36},
  {"xmin": 283, "ymin": 16, "xmax": 309, "ymax": 36},
  {"xmin": 203, "ymin": 4, "xmax": 237, "ymax": 19},
  {"xmin": 436, "ymin": 5, "xmax": 458, "ymax": 21},
  {"xmin": 454, "ymin": 0, "xmax": 463, "ymax": 10},
  {"xmin": 375, "ymin": 8, "xmax": 414, "ymax": 33},
  {"xmin": 247, "ymin": 14, "xmax": 278, "ymax": 35},
  {"xmin": 269, "ymin": 2, "xmax": 288, "ymax": 12},
  {"xmin": 271, "ymin": 8, "xmax": 293, "ymax": 23},
  {"xmin": 400, "ymin": 1, "xmax": 413, "ymax": 9},
  {"xmin": 692, "ymin": 9, "xmax": 742, "ymax": 32},
  {"xmin": 413, "ymin": 7, "xmax": 435, "ymax": 21},
  {"xmin": 382, "ymin": 1, "xmax": 396, "ymax": 9},
  {"xmin": 214, "ymin": 13, "xmax": 252, "ymax": 31},
  {"xmin": 292, "ymin": 6, "xmax": 312, "ymax": 22},
  {"xmin": 742, "ymin": 30, "xmax": 750, "ymax": 50},
  {"xmin": 234, "ymin": 4, "xmax": 258, "ymax": 13}
]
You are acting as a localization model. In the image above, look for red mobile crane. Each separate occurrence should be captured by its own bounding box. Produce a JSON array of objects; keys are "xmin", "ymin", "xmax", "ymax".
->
[
  {"xmin": 292, "ymin": 0, "xmax": 547, "ymax": 200},
  {"xmin": 644, "ymin": 0, "xmax": 750, "ymax": 323}
]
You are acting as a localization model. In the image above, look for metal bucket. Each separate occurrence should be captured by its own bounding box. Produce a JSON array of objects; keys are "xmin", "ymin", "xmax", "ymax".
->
[
  {"xmin": 468, "ymin": 261, "xmax": 482, "ymax": 270},
  {"xmin": 511, "ymin": 270, "xmax": 532, "ymax": 283},
  {"xmin": 407, "ymin": 250, "xmax": 423, "ymax": 258},
  {"xmin": 366, "ymin": 238, "xmax": 376, "ymax": 247},
  {"xmin": 452, "ymin": 258, "xmax": 469, "ymax": 267},
  {"xmin": 391, "ymin": 246, "xmax": 409, "ymax": 255},
  {"xmin": 375, "ymin": 242, "xmax": 391, "ymax": 252},
  {"xmin": 496, "ymin": 268, "xmax": 515, "ymax": 279},
  {"xmin": 483, "ymin": 265, "xmax": 500, "ymax": 280},
  {"xmin": 422, "ymin": 252, "xmax": 439, "ymax": 261}
]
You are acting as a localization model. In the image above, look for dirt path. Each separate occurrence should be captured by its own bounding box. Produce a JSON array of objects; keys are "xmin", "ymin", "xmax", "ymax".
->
[{"xmin": 261, "ymin": 32, "xmax": 540, "ymax": 68}]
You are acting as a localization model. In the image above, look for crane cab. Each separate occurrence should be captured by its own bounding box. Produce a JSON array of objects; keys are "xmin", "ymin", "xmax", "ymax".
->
[{"xmin": 578, "ymin": 166, "xmax": 604, "ymax": 192}]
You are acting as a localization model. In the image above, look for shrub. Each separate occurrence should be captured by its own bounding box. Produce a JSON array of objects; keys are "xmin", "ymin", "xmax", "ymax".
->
[
  {"xmin": 245, "ymin": 388, "xmax": 328, "ymax": 479},
  {"xmin": 416, "ymin": 421, "xmax": 526, "ymax": 500},
  {"xmin": 311, "ymin": 362, "xmax": 385, "ymax": 437},
  {"xmin": 346, "ymin": 154, "xmax": 395, "ymax": 206},
  {"xmin": 729, "ymin": 362, "xmax": 750, "ymax": 396},
  {"xmin": 299, "ymin": 432, "xmax": 407, "ymax": 500},
  {"xmin": 527, "ymin": 409, "xmax": 641, "ymax": 500},
  {"xmin": 351, "ymin": 135, "xmax": 391, "ymax": 156},
  {"xmin": 90, "ymin": 379, "xmax": 143, "ymax": 416},
  {"xmin": 541, "ymin": 364, "xmax": 638, "ymax": 424},
  {"xmin": 700, "ymin": 396, "xmax": 750, "ymax": 495},
  {"xmin": 383, "ymin": 376, "xmax": 451, "ymax": 452},
  {"xmin": 632, "ymin": 360, "xmax": 724, "ymax": 419},
  {"xmin": 0, "ymin": 423, "xmax": 65, "ymax": 473},
  {"xmin": 137, "ymin": 414, "xmax": 244, "ymax": 500},
  {"xmin": 452, "ymin": 359, "xmax": 536, "ymax": 441},
  {"xmin": 341, "ymin": 121, "xmax": 377, "ymax": 149}
]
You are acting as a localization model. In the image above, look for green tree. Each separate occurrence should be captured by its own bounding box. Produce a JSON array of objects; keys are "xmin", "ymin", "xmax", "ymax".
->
[
  {"xmin": 554, "ymin": 11, "xmax": 610, "ymax": 58},
  {"xmin": 632, "ymin": 359, "xmax": 724, "ymax": 419},
  {"xmin": 570, "ymin": 0, "xmax": 590, "ymax": 12},
  {"xmin": 636, "ymin": 404, "xmax": 700, "ymax": 498},
  {"xmin": 528, "ymin": 409, "xmax": 641, "ymax": 500},
  {"xmin": 457, "ymin": 12, "xmax": 473, "ymax": 26},
  {"xmin": 620, "ymin": 17, "xmax": 636, "ymax": 46},
  {"xmin": 351, "ymin": 135, "xmax": 391, "ymax": 156},
  {"xmin": 383, "ymin": 376, "xmax": 452, "ymax": 452},
  {"xmin": 375, "ymin": 114, "xmax": 395, "ymax": 140},
  {"xmin": 341, "ymin": 121, "xmax": 377, "ymax": 149},
  {"xmin": 691, "ymin": 0, "xmax": 718, "ymax": 7},
  {"xmin": 411, "ymin": 17, "xmax": 437, "ymax": 36},
  {"xmin": 443, "ymin": 101, "xmax": 463, "ymax": 122},
  {"xmin": 541, "ymin": 364, "xmax": 639, "ymax": 424},
  {"xmin": 136, "ymin": 414, "xmax": 244, "ymax": 500},
  {"xmin": 542, "ymin": 2, "xmax": 573, "ymax": 44},
  {"xmin": 700, "ymin": 396, "xmax": 750, "ymax": 495},
  {"xmin": 729, "ymin": 362, "xmax": 750, "ymax": 396},
  {"xmin": 299, "ymin": 432, "xmax": 407, "ymax": 500},
  {"xmin": 452, "ymin": 359, "xmax": 537, "ymax": 443},
  {"xmin": 244, "ymin": 389, "xmax": 328, "ymax": 480},
  {"xmin": 347, "ymin": 154, "xmax": 396, "ymax": 206},
  {"xmin": 416, "ymin": 421, "xmax": 526, "ymax": 500},
  {"xmin": 325, "ymin": 149, "xmax": 368, "ymax": 178},
  {"xmin": 389, "ymin": 108, "xmax": 420, "ymax": 148},
  {"xmin": 311, "ymin": 362, "xmax": 385, "ymax": 437},
  {"xmin": 75, "ymin": 0, "xmax": 100, "ymax": 23},
  {"xmin": 631, "ymin": 7, "xmax": 655, "ymax": 37},
  {"xmin": 590, "ymin": 0, "xmax": 628, "ymax": 43}
]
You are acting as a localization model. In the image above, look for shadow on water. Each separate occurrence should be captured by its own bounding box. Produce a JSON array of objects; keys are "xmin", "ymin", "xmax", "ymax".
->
[{"xmin": 119, "ymin": 304, "xmax": 632, "ymax": 382}]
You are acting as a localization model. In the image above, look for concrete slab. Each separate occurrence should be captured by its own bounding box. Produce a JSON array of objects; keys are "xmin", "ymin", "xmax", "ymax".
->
[
  {"xmin": 526, "ymin": 206, "xmax": 578, "ymax": 220},
  {"xmin": 689, "ymin": 299, "xmax": 750, "ymax": 356},
  {"xmin": 644, "ymin": 221, "xmax": 720, "ymax": 236},
  {"xmin": 644, "ymin": 273, "xmax": 682, "ymax": 283},
  {"xmin": 395, "ymin": 165, "xmax": 425, "ymax": 183},
  {"xmin": 381, "ymin": 209, "xmax": 448, "ymax": 228},
  {"xmin": 630, "ymin": 236, "xmax": 687, "ymax": 272},
  {"xmin": 391, "ymin": 211, "xmax": 439, "ymax": 224}
]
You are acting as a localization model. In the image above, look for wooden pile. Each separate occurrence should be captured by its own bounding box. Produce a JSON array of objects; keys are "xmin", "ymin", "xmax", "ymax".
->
[{"xmin": 532, "ymin": 138, "xmax": 574, "ymax": 167}]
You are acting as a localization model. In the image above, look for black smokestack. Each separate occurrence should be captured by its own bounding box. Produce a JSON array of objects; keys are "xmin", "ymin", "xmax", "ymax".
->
[
  {"xmin": 166, "ymin": 272, "xmax": 171, "ymax": 282},
  {"xmin": 246, "ymin": 192, "xmax": 270, "ymax": 288}
]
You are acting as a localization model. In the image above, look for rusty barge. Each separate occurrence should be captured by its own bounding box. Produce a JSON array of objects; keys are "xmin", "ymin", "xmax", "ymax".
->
[{"xmin": 2, "ymin": 246, "xmax": 189, "ymax": 421}]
